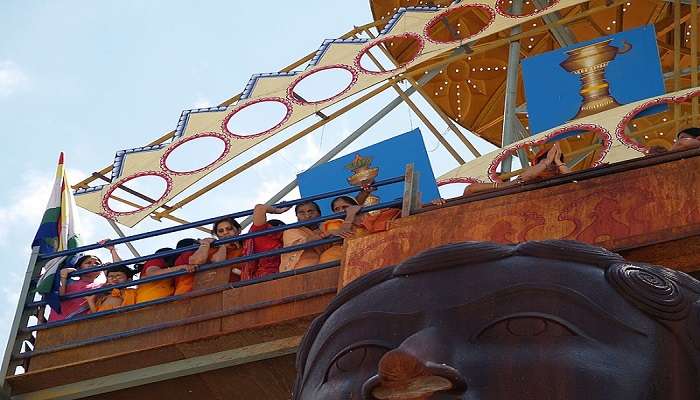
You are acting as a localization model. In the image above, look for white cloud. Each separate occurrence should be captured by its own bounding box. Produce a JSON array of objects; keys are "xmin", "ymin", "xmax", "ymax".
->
[
  {"xmin": 191, "ymin": 96, "xmax": 211, "ymax": 109},
  {"xmin": 0, "ymin": 167, "xmax": 93, "ymax": 246},
  {"xmin": 0, "ymin": 61, "xmax": 28, "ymax": 96}
]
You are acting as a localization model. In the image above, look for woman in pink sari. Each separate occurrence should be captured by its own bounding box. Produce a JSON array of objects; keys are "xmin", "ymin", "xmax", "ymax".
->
[{"xmin": 48, "ymin": 253, "xmax": 106, "ymax": 321}]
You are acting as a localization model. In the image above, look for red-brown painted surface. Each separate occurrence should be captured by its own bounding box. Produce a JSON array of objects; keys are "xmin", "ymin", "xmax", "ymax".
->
[{"xmin": 341, "ymin": 156, "xmax": 700, "ymax": 287}]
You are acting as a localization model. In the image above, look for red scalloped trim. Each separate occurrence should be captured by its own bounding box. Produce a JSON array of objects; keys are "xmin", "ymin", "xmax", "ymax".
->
[
  {"xmin": 487, "ymin": 124, "xmax": 612, "ymax": 181},
  {"xmin": 160, "ymin": 132, "xmax": 231, "ymax": 176},
  {"xmin": 494, "ymin": 0, "xmax": 560, "ymax": 18},
  {"xmin": 615, "ymin": 89, "xmax": 700, "ymax": 153},
  {"xmin": 286, "ymin": 64, "xmax": 359, "ymax": 106},
  {"xmin": 221, "ymin": 97, "xmax": 293, "ymax": 139},
  {"xmin": 101, "ymin": 171, "xmax": 173, "ymax": 218},
  {"xmin": 354, "ymin": 32, "xmax": 425, "ymax": 76},
  {"xmin": 423, "ymin": 3, "xmax": 496, "ymax": 45}
]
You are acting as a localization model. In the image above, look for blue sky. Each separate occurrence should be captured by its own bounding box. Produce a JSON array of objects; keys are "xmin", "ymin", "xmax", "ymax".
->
[{"xmin": 0, "ymin": 1, "xmax": 497, "ymax": 363}]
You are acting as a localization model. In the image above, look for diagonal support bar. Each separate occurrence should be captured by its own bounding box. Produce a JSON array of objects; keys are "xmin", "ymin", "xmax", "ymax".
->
[{"xmin": 239, "ymin": 68, "xmax": 442, "ymax": 228}]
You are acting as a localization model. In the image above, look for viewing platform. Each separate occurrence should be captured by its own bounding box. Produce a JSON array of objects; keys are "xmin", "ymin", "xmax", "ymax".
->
[{"xmin": 3, "ymin": 148, "xmax": 700, "ymax": 400}]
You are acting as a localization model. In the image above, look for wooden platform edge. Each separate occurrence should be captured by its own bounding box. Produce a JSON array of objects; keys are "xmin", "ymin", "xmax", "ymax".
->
[{"xmin": 10, "ymin": 335, "xmax": 302, "ymax": 400}]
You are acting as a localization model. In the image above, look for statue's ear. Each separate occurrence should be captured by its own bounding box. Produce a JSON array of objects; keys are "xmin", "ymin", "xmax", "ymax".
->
[{"xmin": 606, "ymin": 263, "xmax": 691, "ymax": 321}]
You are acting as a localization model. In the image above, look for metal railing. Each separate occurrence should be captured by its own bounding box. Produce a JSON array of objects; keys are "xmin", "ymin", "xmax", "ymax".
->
[{"xmin": 0, "ymin": 167, "xmax": 420, "ymax": 394}]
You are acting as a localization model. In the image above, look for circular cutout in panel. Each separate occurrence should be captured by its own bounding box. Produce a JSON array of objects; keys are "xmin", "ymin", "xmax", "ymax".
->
[
  {"xmin": 495, "ymin": 0, "xmax": 559, "ymax": 18},
  {"xmin": 356, "ymin": 33, "xmax": 424, "ymax": 74},
  {"xmin": 103, "ymin": 172, "xmax": 172, "ymax": 217},
  {"xmin": 488, "ymin": 124, "xmax": 612, "ymax": 182},
  {"xmin": 162, "ymin": 132, "xmax": 230, "ymax": 175},
  {"xmin": 287, "ymin": 64, "xmax": 358, "ymax": 105},
  {"xmin": 223, "ymin": 97, "xmax": 292, "ymax": 139},
  {"xmin": 616, "ymin": 90, "xmax": 700, "ymax": 153},
  {"xmin": 424, "ymin": 4, "xmax": 495, "ymax": 44}
]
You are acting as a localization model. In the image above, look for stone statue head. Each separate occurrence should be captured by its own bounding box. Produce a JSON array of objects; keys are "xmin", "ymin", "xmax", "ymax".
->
[{"xmin": 293, "ymin": 240, "xmax": 700, "ymax": 399}]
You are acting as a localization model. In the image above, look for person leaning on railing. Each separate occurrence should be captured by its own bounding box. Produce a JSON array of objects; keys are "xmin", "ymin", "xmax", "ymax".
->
[
  {"xmin": 671, "ymin": 127, "xmax": 700, "ymax": 152},
  {"xmin": 136, "ymin": 247, "xmax": 194, "ymax": 303},
  {"xmin": 240, "ymin": 204, "xmax": 288, "ymax": 280},
  {"xmin": 48, "ymin": 238, "xmax": 119, "ymax": 321},
  {"xmin": 86, "ymin": 264, "xmax": 137, "ymax": 312},
  {"xmin": 48, "ymin": 254, "xmax": 104, "ymax": 321},
  {"xmin": 171, "ymin": 238, "xmax": 200, "ymax": 295},
  {"xmin": 189, "ymin": 217, "xmax": 245, "ymax": 282},
  {"xmin": 462, "ymin": 143, "xmax": 571, "ymax": 196},
  {"xmin": 317, "ymin": 195, "xmax": 401, "ymax": 263},
  {"xmin": 280, "ymin": 201, "xmax": 329, "ymax": 272}
]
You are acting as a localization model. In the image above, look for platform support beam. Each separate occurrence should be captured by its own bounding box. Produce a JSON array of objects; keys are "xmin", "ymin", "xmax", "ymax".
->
[
  {"xmin": 501, "ymin": 0, "xmax": 529, "ymax": 173},
  {"xmin": 10, "ymin": 336, "xmax": 302, "ymax": 400}
]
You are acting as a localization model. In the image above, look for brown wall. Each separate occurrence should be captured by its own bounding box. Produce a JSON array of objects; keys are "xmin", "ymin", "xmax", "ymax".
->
[{"xmin": 341, "ymin": 155, "xmax": 700, "ymax": 286}]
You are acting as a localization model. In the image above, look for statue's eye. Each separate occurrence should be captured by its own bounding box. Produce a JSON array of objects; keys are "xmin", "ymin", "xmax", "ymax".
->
[
  {"xmin": 324, "ymin": 343, "xmax": 390, "ymax": 383},
  {"xmin": 479, "ymin": 316, "xmax": 576, "ymax": 339}
]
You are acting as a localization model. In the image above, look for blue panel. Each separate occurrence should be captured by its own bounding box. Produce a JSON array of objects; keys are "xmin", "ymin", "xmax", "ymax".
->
[
  {"xmin": 297, "ymin": 128, "xmax": 440, "ymax": 215},
  {"xmin": 522, "ymin": 25, "xmax": 665, "ymax": 134}
]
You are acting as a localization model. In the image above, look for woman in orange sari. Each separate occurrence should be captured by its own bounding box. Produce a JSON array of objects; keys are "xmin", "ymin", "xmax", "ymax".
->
[
  {"xmin": 189, "ymin": 217, "xmax": 244, "ymax": 282},
  {"xmin": 280, "ymin": 201, "xmax": 328, "ymax": 272}
]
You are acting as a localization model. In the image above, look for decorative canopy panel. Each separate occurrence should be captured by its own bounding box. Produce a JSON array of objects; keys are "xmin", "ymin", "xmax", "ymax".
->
[
  {"xmin": 75, "ymin": 0, "xmax": 590, "ymax": 227},
  {"xmin": 372, "ymin": 0, "xmax": 698, "ymax": 152},
  {"xmin": 438, "ymin": 86, "xmax": 700, "ymax": 185}
]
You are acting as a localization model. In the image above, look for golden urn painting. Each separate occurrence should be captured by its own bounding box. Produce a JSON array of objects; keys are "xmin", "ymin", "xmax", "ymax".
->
[
  {"xmin": 345, "ymin": 154, "xmax": 380, "ymax": 209},
  {"xmin": 560, "ymin": 39, "xmax": 632, "ymax": 119}
]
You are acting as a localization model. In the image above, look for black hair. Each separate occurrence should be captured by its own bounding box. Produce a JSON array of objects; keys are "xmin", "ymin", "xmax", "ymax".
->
[
  {"xmin": 155, "ymin": 247, "xmax": 176, "ymax": 267},
  {"xmin": 106, "ymin": 264, "xmax": 136, "ymax": 279},
  {"xmin": 268, "ymin": 219, "xmax": 285, "ymax": 227},
  {"xmin": 331, "ymin": 196, "xmax": 358, "ymax": 211},
  {"xmin": 176, "ymin": 238, "xmax": 199, "ymax": 248},
  {"xmin": 295, "ymin": 201, "xmax": 321, "ymax": 215},
  {"xmin": 678, "ymin": 127, "xmax": 700, "ymax": 139},
  {"xmin": 74, "ymin": 255, "xmax": 102, "ymax": 269},
  {"xmin": 212, "ymin": 217, "xmax": 242, "ymax": 236}
]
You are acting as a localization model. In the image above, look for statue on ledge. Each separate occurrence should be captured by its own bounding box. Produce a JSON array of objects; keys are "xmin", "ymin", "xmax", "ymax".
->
[{"xmin": 293, "ymin": 240, "xmax": 700, "ymax": 399}]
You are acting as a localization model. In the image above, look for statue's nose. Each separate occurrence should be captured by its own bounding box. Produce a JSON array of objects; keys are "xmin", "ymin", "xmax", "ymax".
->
[{"xmin": 361, "ymin": 328, "xmax": 467, "ymax": 399}]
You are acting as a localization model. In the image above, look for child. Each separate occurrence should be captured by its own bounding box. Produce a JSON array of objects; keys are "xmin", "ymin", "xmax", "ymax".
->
[{"xmin": 86, "ymin": 265, "xmax": 137, "ymax": 312}]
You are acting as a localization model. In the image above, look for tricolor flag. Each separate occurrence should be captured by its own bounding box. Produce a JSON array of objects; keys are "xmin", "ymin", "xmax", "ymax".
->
[{"xmin": 32, "ymin": 153, "xmax": 81, "ymax": 312}]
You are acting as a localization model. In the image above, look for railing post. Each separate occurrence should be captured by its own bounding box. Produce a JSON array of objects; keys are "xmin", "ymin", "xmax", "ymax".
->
[
  {"xmin": 401, "ymin": 164, "xmax": 421, "ymax": 218},
  {"xmin": 1, "ymin": 246, "xmax": 42, "ymax": 397}
]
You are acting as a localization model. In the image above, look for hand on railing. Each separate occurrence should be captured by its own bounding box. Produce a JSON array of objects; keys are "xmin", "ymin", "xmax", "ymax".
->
[{"xmin": 99, "ymin": 238, "xmax": 122, "ymax": 262}]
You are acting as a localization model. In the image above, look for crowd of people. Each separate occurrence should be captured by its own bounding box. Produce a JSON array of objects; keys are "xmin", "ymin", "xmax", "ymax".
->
[
  {"xmin": 47, "ymin": 127, "xmax": 700, "ymax": 322},
  {"xmin": 47, "ymin": 188, "xmax": 399, "ymax": 322}
]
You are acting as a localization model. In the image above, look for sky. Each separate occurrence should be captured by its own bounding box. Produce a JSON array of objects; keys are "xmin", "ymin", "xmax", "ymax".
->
[{"xmin": 0, "ymin": 1, "xmax": 499, "ymax": 364}]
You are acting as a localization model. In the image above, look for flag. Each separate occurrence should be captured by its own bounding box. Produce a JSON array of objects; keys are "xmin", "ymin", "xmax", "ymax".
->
[{"xmin": 32, "ymin": 153, "xmax": 81, "ymax": 312}]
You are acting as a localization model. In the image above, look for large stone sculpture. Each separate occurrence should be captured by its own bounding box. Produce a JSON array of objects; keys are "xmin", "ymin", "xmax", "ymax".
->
[{"xmin": 293, "ymin": 240, "xmax": 700, "ymax": 399}]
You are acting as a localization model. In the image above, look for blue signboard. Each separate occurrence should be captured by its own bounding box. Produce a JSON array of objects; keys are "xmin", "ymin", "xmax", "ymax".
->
[
  {"xmin": 522, "ymin": 25, "xmax": 665, "ymax": 134},
  {"xmin": 297, "ymin": 128, "xmax": 440, "ymax": 215}
]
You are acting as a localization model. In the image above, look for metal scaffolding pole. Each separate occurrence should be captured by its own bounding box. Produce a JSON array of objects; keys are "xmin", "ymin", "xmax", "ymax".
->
[{"xmin": 501, "ymin": 0, "xmax": 529, "ymax": 173}]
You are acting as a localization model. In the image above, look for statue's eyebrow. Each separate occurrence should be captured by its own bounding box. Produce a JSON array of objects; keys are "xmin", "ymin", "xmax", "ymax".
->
[{"xmin": 436, "ymin": 284, "xmax": 649, "ymax": 342}]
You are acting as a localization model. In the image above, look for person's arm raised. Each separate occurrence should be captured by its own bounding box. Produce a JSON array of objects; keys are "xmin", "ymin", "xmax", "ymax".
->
[
  {"xmin": 253, "ymin": 204, "xmax": 290, "ymax": 227},
  {"xmin": 189, "ymin": 238, "xmax": 215, "ymax": 265},
  {"xmin": 99, "ymin": 239, "xmax": 122, "ymax": 263}
]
